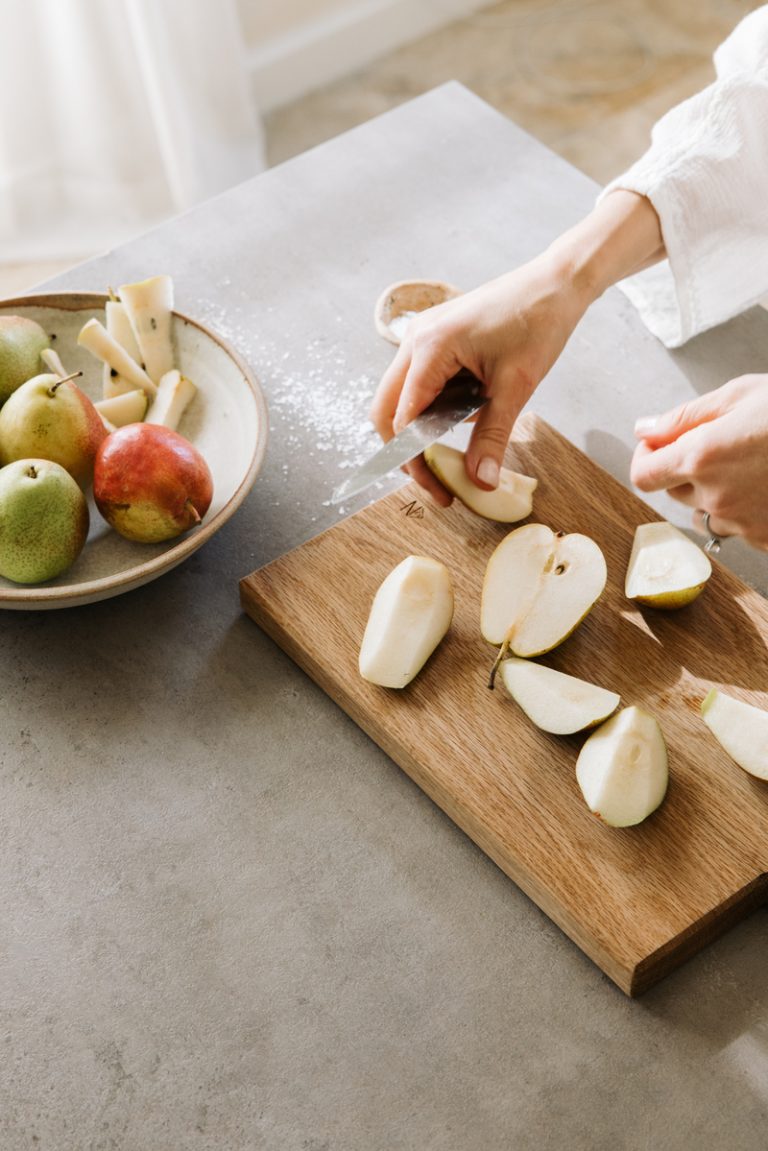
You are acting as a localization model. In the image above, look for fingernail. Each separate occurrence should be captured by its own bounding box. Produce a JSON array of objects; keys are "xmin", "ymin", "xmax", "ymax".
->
[
  {"xmin": 634, "ymin": 416, "xmax": 658, "ymax": 437},
  {"xmin": 477, "ymin": 457, "xmax": 499, "ymax": 488}
]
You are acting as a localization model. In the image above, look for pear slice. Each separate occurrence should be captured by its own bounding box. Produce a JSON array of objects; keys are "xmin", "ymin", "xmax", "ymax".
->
[
  {"xmin": 701, "ymin": 689, "xmax": 768, "ymax": 780},
  {"xmin": 78, "ymin": 319, "xmax": 157, "ymax": 398},
  {"xmin": 625, "ymin": 521, "xmax": 711, "ymax": 608},
  {"xmin": 576, "ymin": 706, "xmax": 668, "ymax": 827},
  {"xmin": 423, "ymin": 442, "xmax": 536, "ymax": 522},
  {"xmin": 482, "ymin": 523, "xmax": 607, "ymax": 667},
  {"xmin": 103, "ymin": 301, "xmax": 145, "ymax": 398},
  {"xmin": 359, "ymin": 555, "xmax": 453, "ymax": 688},
  {"xmin": 40, "ymin": 347, "xmax": 68, "ymax": 378},
  {"xmin": 500, "ymin": 657, "xmax": 619, "ymax": 734},
  {"xmin": 118, "ymin": 275, "xmax": 174, "ymax": 385},
  {"xmin": 145, "ymin": 369, "xmax": 197, "ymax": 431},
  {"xmin": 95, "ymin": 389, "xmax": 149, "ymax": 428}
]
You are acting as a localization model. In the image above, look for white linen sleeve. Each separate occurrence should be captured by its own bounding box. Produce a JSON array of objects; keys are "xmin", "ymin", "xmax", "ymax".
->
[{"xmin": 597, "ymin": 5, "xmax": 768, "ymax": 348}]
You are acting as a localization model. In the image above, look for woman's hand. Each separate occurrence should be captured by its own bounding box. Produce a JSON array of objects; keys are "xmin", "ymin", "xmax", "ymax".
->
[
  {"xmin": 368, "ymin": 190, "xmax": 665, "ymax": 505},
  {"xmin": 369, "ymin": 257, "xmax": 590, "ymax": 505},
  {"xmin": 631, "ymin": 373, "xmax": 768, "ymax": 549}
]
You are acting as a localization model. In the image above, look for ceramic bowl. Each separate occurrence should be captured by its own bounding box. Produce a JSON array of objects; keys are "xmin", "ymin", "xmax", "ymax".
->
[{"xmin": 0, "ymin": 292, "xmax": 268, "ymax": 609}]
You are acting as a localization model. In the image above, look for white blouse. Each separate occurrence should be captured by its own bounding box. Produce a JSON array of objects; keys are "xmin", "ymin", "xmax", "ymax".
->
[{"xmin": 599, "ymin": 5, "xmax": 768, "ymax": 347}]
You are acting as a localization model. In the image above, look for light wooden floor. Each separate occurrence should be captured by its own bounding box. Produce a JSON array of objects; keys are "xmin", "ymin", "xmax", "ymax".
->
[{"xmin": 0, "ymin": 0, "xmax": 758, "ymax": 297}]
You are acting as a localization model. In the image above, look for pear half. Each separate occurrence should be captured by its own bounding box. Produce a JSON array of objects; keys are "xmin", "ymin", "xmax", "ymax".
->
[
  {"xmin": 500, "ymin": 657, "xmax": 619, "ymax": 735},
  {"xmin": 423, "ymin": 443, "xmax": 536, "ymax": 523},
  {"xmin": 482, "ymin": 523, "xmax": 607, "ymax": 666},
  {"xmin": 625, "ymin": 521, "xmax": 711, "ymax": 608},
  {"xmin": 576, "ymin": 706, "xmax": 668, "ymax": 827},
  {"xmin": 701, "ymin": 689, "xmax": 768, "ymax": 780},
  {"xmin": 359, "ymin": 555, "xmax": 453, "ymax": 688}
]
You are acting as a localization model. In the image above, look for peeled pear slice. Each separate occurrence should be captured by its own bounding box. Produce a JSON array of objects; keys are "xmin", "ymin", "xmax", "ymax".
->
[
  {"xmin": 359, "ymin": 555, "xmax": 453, "ymax": 688},
  {"xmin": 95, "ymin": 388, "xmax": 149, "ymax": 428},
  {"xmin": 424, "ymin": 443, "xmax": 536, "ymax": 523},
  {"xmin": 500, "ymin": 657, "xmax": 619, "ymax": 734},
  {"xmin": 118, "ymin": 275, "xmax": 174, "ymax": 385},
  {"xmin": 78, "ymin": 319, "xmax": 157, "ymax": 398},
  {"xmin": 701, "ymin": 689, "xmax": 768, "ymax": 780},
  {"xmin": 103, "ymin": 301, "xmax": 144, "ymax": 398},
  {"xmin": 625, "ymin": 521, "xmax": 711, "ymax": 608},
  {"xmin": 145, "ymin": 369, "xmax": 197, "ymax": 431},
  {"xmin": 482, "ymin": 523, "xmax": 607, "ymax": 661},
  {"xmin": 576, "ymin": 706, "xmax": 668, "ymax": 827}
]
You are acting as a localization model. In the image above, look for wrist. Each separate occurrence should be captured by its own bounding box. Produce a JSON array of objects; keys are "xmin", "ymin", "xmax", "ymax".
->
[{"xmin": 545, "ymin": 190, "xmax": 665, "ymax": 308}]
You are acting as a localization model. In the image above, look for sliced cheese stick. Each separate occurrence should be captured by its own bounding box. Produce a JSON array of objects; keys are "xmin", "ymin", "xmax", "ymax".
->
[
  {"xmin": 145, "ymin": 369, "xmax": 197, "ymax": 431},
  {"xmin": 78, "ymin": 318, "xmax": 157, "ymax": 398},
  {"xmin": 118, "ymin": 275, "xmax": 174, "ymax": 385}
]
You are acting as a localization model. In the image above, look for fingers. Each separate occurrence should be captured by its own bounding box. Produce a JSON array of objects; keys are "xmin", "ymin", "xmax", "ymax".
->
[
  {"xmin": 633, "ymin": 391, "xmax": 725, "ymax": 448},
  {"xmin": 392, "ymin": 340, "xmax": 462, "ymax": 435},
  {"xmin": 403, "ymin": 455, "xmax": 453, "ymax": 507},
  {"xmin": 462, "ymin": 366, "xmax": 534, "ymax": 488},
  {"xmin": 370, "ymin": 343, "xmax": 410, "ymax": 441},
  {"xmin": 630, "ymin": 437, "xmax": 693, "ymax": 492}
]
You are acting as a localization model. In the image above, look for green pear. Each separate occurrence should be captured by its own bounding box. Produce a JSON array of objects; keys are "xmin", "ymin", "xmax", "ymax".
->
[
  {"xmin": 0, "ymin": 316, "xmax": 50, "ymax": 405},
  {"xmin": 0, "ymin": 459, "xmax": 89, "ymax": 583},
  {"xmin": 0, "ymin": 372, "xmax": 107, "ymax": 487}
]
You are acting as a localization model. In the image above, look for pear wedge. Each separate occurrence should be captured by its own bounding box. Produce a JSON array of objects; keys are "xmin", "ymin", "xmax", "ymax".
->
[
  {"xmin": 78, "ymin": 319, "xmax": 157, "ymax": 398},
  {"xmin": 625, "ymin": 521, "xmax": 711, "ymax": 608},
  {"xmin": 701, "ymin": 689, "xmax": 768, "ymax": 780},
  {"xmin": 482, "ymin": 523, "xmax": 607, "ymax": 664},
  {"xmin": 500, "ymin": 657, "xmax": 619, "ymax": 734},
  {"xmin": 576, "ymin": 706, "xmax": 668, "ymax": 827},
  {"xmin": 359, "ymin": 555, "xmax": 453, "ymax": 688},
  {"xmin": 423, "ymin": 443, "xmax": 536, "ymax": 522},
  {"xmin": 95, "ymin": 389, "xmax": 149, "ymax": 428},
  {"xmin": 145, "ymin": 369, "xmax": 197, "ymax": 431},
  {"xmin": 103, "ymin": 300, "xmax": 145, "ymax": 398},
  {"xmin": 118, "ymin": 275, "xmax": 174, "ymax": 385}
]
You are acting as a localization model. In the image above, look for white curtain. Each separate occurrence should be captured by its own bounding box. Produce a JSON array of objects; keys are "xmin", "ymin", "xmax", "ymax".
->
[{"xmin": 0, "ymin": 0, "xmax": 266, "ymax": 262}]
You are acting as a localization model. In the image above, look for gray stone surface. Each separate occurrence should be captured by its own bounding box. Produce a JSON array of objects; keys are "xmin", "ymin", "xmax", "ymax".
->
[{"xmin": 2, "ymin": 84, "xmax": 767, "ymax": 1150}]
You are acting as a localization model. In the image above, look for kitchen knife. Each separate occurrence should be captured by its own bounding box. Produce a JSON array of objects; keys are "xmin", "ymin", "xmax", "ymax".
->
[{"xmin": 330, "ymin": 371, "xmax": 485, "ymax": 504}]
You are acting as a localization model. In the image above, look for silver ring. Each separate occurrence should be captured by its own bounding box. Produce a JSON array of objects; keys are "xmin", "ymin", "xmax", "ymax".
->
[{"xmin": 701, "ymin": 510, "xmax": 722, "ymax": 555}]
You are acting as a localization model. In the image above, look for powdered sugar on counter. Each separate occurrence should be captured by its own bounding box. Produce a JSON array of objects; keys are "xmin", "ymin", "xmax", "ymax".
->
[{"xmin": 191, "ymin": 298, "xmax": 387, "ymax": 518}]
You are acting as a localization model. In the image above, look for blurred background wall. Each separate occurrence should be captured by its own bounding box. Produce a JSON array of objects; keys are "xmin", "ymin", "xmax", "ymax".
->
[{"xmin": 0, "ymin": 0, "xmax": 760, "ymax": 294}]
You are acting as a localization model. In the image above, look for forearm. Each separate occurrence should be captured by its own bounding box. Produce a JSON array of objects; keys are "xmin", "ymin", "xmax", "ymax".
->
[{"xmin": 542, "ymin": 190, "xmax": 665, "ymax": 312}]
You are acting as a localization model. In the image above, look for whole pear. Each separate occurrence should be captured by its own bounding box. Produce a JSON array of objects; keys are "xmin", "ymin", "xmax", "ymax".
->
[
  {"xmin": 0, "ymin": 459, "xmax": 89, "ymax": 583},
  {"xmin": 0, "ymin": 316, "xmax": 50, "ymax": 405},
  {"xmin": 94, "ymin": 423, "xmax": 213, "ymax": 543},
  {"xmin": 0, "ymin": 372, "xmax": 107, "ymax": 487}
]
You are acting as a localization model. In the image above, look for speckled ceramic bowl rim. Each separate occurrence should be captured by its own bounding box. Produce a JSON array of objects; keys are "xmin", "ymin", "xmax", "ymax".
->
[{"xmin": 0, "ymin": 292, "xmax": 269, "ymax": 608}]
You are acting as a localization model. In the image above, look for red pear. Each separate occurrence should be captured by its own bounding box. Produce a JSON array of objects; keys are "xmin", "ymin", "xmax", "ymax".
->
[{"xmin": 94, "ymin": 423, "xmax": 213, "ymax": 543}]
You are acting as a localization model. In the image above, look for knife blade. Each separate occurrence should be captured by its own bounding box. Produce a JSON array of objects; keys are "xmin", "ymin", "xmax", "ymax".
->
[{"xmin": 330, "ymin": 371, "xmax": 486, "ymax": 504}]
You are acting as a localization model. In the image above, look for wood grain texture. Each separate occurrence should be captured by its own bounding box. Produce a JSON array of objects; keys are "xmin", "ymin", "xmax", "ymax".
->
[{"xmin": 240, "ymin": 414, "xmax": 768, "ymax": 995}]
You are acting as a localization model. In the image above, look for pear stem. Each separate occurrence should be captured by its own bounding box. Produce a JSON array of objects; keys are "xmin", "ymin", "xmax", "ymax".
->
[
  {"xmin": 48, "ymin": 370, "xmax": 82, "ymax": 396},
  {"xmin": 488, "ymin": 635, "xmax": 511, "ymax": 690}
]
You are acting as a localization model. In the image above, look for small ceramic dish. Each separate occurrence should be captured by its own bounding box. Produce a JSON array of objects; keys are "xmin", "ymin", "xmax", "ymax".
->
[
  {"xmin": 374, "ymin": 279, "xmax": 462, "ymax": 345},
  {"xmin": 0, "ymin": 292, "xmax": 268, "ymax": 609}
]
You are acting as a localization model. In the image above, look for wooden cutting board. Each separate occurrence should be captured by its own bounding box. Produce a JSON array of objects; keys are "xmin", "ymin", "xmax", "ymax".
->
[{"xmin": 240, "ymin": 414, "xmax": 768, "ymax": 995}]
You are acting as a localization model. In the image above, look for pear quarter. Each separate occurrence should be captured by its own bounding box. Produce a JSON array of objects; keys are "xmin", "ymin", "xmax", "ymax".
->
[{"xmin": 481, "ymin": 523, "xmax": 607, "ymax": 656}]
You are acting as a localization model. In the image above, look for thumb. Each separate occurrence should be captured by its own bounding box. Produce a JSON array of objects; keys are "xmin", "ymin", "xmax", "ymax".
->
[
  {"xmin": 634, "ymin": 392, "xmax": 724, "ymax": 448},
  {"xmin": 465, "ymin": 394, "xmax": 522, "ymax": 489}
]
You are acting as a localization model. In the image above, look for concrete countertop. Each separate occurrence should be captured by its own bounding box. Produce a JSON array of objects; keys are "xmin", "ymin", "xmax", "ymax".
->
[{"xmin": 3, "ymin": 84, "xmax": 767, "ymax": 1149}]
